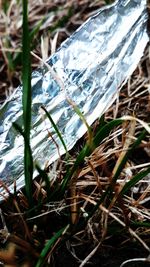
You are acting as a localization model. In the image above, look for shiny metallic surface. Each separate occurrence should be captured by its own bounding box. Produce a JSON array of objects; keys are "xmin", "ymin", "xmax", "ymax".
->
[{"xmin": 0, "ymin": 0, "xmax": 149, "ymax": 192}]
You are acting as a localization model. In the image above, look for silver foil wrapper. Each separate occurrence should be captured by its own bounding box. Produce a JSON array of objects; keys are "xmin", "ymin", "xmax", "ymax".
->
[{"xmin": 0, "ymin": 0, "xmax": 149, "ymax": 192}]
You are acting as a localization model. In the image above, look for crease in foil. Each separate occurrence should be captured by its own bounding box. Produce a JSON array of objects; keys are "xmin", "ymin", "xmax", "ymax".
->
[{"xmin": 0, "ymin": 0, "xmax": 149, "ymax": 193}]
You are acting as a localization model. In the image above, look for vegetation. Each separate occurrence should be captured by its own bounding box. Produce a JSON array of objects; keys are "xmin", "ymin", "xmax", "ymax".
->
[{"xmin": 0, "ymin": 1, "xmax": 150, "ymax": 266}]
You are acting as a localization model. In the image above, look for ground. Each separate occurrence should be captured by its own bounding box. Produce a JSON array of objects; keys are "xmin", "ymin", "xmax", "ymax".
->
[{"xmin": 0, "ymin": 1, "xmax": 150, "ymax": 267}]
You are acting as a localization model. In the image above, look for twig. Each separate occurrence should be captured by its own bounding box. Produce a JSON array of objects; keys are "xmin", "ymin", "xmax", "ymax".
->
[
  {"xmin": 99, "ymin": 204, "xmax": 150, "ymax": 252},
  {"xmin": 79, "ymin": 241, "xmax": 102, "ymax": 267},
  {"xmin": 120, "ymin": 256, "xmax": 150, "ymax": 267}
]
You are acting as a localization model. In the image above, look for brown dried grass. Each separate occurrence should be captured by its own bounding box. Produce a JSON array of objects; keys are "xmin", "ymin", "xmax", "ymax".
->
[{"xmin": 0, "ymin": 1, "xmax": 150, "ymax": 266}]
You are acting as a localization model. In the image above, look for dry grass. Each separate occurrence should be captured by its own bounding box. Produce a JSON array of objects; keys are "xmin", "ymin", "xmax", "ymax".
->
[{"xmin": 0, "ymin": 0, "xmax": 150, "ymax": 266}]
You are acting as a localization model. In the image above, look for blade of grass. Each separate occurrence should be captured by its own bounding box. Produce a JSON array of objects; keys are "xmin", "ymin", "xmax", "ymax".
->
[
  {"xmin": 87, "ymin": 128, "xmax": 148, "ymax": 219},
  {"xmin": 111, "ymin": 129, "xmax": 147, "ymax": 183},
  {"xmin": 22, "ymin": 0, "xmax": 33, "ymax": 207},
  {"xmin": 5, "ymin": 39, "xmax": 15, "ymax": 72},
  {"xmin": 13, "ymin": 122, "xmax": 25, "ymax": 138},
  {"xmin": 66, "ymin": 99, "xmax": 93, "ymax": 147},
  {"xmin": 120, "ymin": 166, "xmax": 150, "ymax": 196},
  {"xmin": 104, "ymin": 0, "xmax": 111, "ymax": 4},
  {"xmin": 35, "ymin": 225, "xmax": 69, "ymax": 267},
  {"xmin": 41, "ymin": 105, "xmax": 69, "ymax": 156},
  {"xmin": 131, "ymin": 221, "xmax": 150, "ymax": 228},
  {"xmin": 60, "ymin": 118, "xmax": 123, "ymax": 196},
  {"xmin": 48, "ymin": 6, "xmax": 73, "ymax": 33},
  {"xmin": 2, "ymin": 1, "xmax": 9, "ymax": 13},
  {"xmin": 29, "ymin": 19, "xmax": 44, "ymax": 42},
  {"xmin": 13, "ymin": 18, "xmax": 44, "ymax": 68},
  {"xmin": 93, "ymin": 118, "xmax": 123, "ymax": 147}
]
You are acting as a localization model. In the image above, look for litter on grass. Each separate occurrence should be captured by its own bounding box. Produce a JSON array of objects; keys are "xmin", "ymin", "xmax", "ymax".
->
[{"xmin": 0, "ymin": 0, "xmax": 149, "ymax": 193}]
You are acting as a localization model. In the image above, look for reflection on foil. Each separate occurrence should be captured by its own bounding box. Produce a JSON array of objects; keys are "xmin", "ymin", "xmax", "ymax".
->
[{"xmin": 0, "ymin": 0, "xmax": 149, "ymax": 193}]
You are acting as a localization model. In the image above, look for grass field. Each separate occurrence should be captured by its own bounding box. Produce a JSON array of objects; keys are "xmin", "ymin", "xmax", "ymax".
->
[{"xmin": 0, "ymin": 1, "xmax": 150, "ymax": 266}]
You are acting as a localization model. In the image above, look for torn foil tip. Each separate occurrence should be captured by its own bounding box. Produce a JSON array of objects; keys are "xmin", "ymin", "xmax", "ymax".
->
[{"xmin": 0, "ymin": 0, "xmax": 149, "ymax": 194}]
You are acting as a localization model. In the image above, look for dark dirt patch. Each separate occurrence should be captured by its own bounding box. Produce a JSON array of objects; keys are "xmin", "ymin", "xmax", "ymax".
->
[{"xmin": 54, "ymin": 240, "xmax": 150, "ymax": 267}]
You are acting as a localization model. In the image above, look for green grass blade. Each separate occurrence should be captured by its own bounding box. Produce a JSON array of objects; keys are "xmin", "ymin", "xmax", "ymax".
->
[
  {"xmin": 13, "ymin": 122, "xmax": 25, "ymax": 138},
  {"xmin": 48, "ymin": 6, "xmax": 73, "ymax": 33},
  {"xmin": 112, "ymin": 129, "xmax": 147, "ymax": 183},
  {"xmin": 120, "ymin": 166, "xmax": 150, "ymax": 196},
  {"xmin": 22, "ymin": 0, "xmax": 31, "ymax": 137},
  {"xmin": 60, "ymin": 144, "xmax": 91, "ymax": 195},
  {"xmin": 13, "ymin": 19, "xmax": 44, "ymax": 69},
  {"xmin": 86, "ymin": 128, "xmax": 147, "ymax": 220},
  {"xmin": 2, "ymin": 1, "xmax": 9, "ymax": 13},
  {"xmin": 104, "ymin": 0, "xmax": 111, "ymax": 3},
  {"xmin": 60, "ymin": 118, "xmax": 123, "ymax": 196},
  {"xmin": 13, "ymin": 122, "xmax": 34, "ymax": 203},
  {"xmin": 41, "ymin": 105, "xmax": 68, "ymax": 156},
  {"xmin": 29, "ymin": 19, "xmax": 43, "ymax": 42},
  {"xmin": 131, "ymin": 221, "xmax": 150, "ymax": 228},
  {"xmin": 94, "ymin": 118, "xmax": 123, "ymax": 147},
  {"xmin": 69, "ymin": 102, "xmax": 93, "ymax": 147},
  {"xmin": 35, "ymin": 225, "xmax": 68, "ymax": 267},
  {"xmin": 22, "ymin": 0, "xmax": 33, "ymax": 207}
]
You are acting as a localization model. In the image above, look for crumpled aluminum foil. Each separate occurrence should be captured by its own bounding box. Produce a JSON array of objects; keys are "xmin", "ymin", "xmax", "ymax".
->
[{"xmin": 0, "ymin": 0, "xmax": 149, "ymax": 193}]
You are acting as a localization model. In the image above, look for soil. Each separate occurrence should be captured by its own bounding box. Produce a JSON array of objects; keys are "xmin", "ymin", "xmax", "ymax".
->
[
  {"xmin": 0, "ymin": 1, "xmax": 150, "ymax": 266},
  {"xmin": 54, "ymin": 240, "xmax": 150, "ymax": 267}
]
